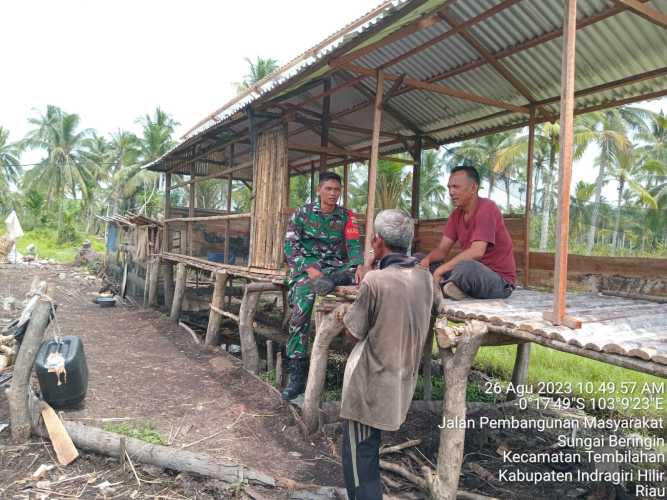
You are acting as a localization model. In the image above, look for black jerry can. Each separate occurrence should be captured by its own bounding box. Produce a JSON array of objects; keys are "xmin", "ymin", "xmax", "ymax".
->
[{"xmin": 35, "ymin": 336, "xmax": 89, "ymax": 408}]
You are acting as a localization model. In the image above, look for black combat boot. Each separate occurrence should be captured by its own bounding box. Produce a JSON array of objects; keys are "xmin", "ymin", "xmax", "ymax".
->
[
  {"xmin": 310, "ymin": 270, "xmax": 355, "ymax": 296},
  {"xmin": 281, "ymin": 358, "xmax": 308, "ymax": 400}
]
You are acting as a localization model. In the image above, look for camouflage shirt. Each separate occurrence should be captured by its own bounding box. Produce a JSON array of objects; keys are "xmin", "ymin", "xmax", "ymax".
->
[{"xmin": 284, "ymin": 201, "xmax": 363, "ymax": 280}]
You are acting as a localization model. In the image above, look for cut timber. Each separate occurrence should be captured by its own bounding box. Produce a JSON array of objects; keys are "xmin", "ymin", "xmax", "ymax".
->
[
  {"xmin": 303, "ymin": 304, "xmax": 349, "ymax": 434},
  {"xmin": 205, "ymin": 271, "xmax": 228, "ymax": 346},
  {"xmin": 542, "ymin": 311, "xmax": 582, "ymax": 329},
  {"xmin": 33, "ymin": 420, "xmax": 275, "ymax": 487},
  {"xmin": 40, "ymin": 402, "xmax": 79, "ymax": 465},
  {"xmin": 427, "ymin": 320, "xmax": 489, "ymax": 500},
  {"xmin": 8, "ymin": 282, "xmax": 51, "ymax": 443},
  {"xmin": 170, "ymin": 263, "xmax": 187, "ymax": 322}
]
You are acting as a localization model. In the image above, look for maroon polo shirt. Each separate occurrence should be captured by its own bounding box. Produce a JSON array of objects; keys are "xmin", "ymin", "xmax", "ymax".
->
[{"xmin": 443, "ymin": 198, "xmax": 517, "ymax": 284}]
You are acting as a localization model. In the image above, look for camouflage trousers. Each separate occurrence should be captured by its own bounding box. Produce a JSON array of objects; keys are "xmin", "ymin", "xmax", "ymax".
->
[{"xmin": 286, "ymin": 268, "xmax": 340, "ymax": 359}]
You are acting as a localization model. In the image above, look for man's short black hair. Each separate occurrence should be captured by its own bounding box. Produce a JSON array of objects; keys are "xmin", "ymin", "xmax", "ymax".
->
[
  {"xmin": 450, "ymin": 165, "xmax": 481, "ymax": 186},
  {"xmin": 318, "ymin": 171, "xmax": 342, "ymax": 185}
]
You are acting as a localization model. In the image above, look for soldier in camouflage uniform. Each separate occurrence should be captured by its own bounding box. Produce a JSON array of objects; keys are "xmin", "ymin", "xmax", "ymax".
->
[{"xmin": 282, "ymin": 171, "xmax": 363, "ymax": 400}]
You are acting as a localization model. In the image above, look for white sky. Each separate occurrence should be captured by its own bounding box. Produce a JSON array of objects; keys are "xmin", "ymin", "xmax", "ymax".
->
[{"xmin": 1, "ymin": 0, "xmax": 665, "ymax": 204}]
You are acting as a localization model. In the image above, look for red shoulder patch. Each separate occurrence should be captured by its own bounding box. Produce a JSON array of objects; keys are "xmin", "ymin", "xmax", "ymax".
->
[{"xmin": 344, "ymin": 210, "xmax": 360, "ymax": 240}]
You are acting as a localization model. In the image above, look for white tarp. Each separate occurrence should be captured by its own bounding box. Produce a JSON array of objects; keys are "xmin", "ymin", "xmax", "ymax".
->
[{"xmin": 4, "ymin": 211, "xmax": 24, "ymax": 263}]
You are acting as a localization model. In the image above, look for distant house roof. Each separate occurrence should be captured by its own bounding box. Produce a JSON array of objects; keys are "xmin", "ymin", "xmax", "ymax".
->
[{"xmin": 146, "ymin": 0, "xmax": 667, "ymax": 178}]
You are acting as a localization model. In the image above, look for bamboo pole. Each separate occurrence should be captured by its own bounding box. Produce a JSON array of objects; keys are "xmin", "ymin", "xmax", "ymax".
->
[
  {"xmin": 162, "ymin": 262, "xmax": 174, "ymax": 309},
  {"xmin": 343, "ymin": 160, "xmax": 349, "ymax": 208},
  {"xmin": 163, "ymin": 172, "xmax": 171, "ymax": 252},
  {"xmin": 188, "ymin": 166, "xmax": 195, "ymax": 256},
  {"xmin": 546, "ymin": 0, "xmax": 578, "ymax": 326},
  {"xmin": 148, "ymin": 257, "xmax": 160, "ymax": 307},
  {"xmin": 365, "ymin": 71, "xmax": 385, "ymax": 253},
  {"xmin": 523, "ymin": 108, "xmax": 535, "ymax": 287}
]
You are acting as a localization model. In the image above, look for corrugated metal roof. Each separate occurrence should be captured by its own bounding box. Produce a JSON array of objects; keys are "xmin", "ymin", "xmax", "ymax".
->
[{"xmin": 147, "ymin": 0, "xmax": 667, "ymax": 174}]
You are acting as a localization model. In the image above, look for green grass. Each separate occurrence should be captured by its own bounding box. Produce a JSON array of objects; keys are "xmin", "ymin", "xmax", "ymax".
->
[
  {"xmin": 103, "ymin": 422, "xmax": 165, "ymax": 445},
  {"xmin": 472, "ymin": 344, "xmax": 665, "ymax": 419},
  {"xmin": 10, "ymin": 227, "xmax": 105, "ymax": 263}
]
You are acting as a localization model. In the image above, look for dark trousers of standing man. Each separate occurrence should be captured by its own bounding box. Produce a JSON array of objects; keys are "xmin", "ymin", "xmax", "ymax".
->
[{"xmin": 341, "ymin": 419, "xmax": 383, "ymax": 500}]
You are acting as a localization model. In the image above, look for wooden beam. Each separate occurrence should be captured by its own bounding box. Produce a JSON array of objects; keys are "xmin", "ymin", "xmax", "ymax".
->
[
  {"xmin": 523, "ymin": 109, "xmax": 535, "ymax": 288},
  {"xmin": 169, "ymin": 161, "xmax": 253, "ymax": 191},
  {"xmin": 163, "ymin": 172, "xmax": 171, "ymax": 252},
  {"xmin": 164, "ymin": 213, "xmax": 251, "ymax": 223},
  {"xmin": 439, "ymin": 10, "xmax": 549, "ymax": 118},
  {"xmin": 410, "ymin": 137, "xmax": 422, "ymax": 219},
  {"xmin": 343, "ymin": 160, "xmax": 349, "ymax": 208},
  {"xmin": 332, "ymin": 61, "xmax": 530, "ymax": 114},
  {"xmin": 224, "ymin": 144, "xmax": 234, "ymax": 265},
  {"xmin": 188, "ymin": 165, "xmax": 195, "ymax": 256},
  {"xmin": 617, "ymin": 0, "xmax": 667, "ymax": 28},
  {"xmin": 288, "ymin": 142, "xmax": 414, "ymax": 165},
  {"xmin": 546, "ymin": 0, "xmax": 578, "ymax": 327},
  {"xmin": 366, "ymin": 71, "xmax": 384, "ymax": 254},
  {"xmin": 381, "ymin": 73, "xmax": 406, "ymax": 107},
  {"xmin": 320, "ymin": 78, "xmax": 331, "ymax": 171}
]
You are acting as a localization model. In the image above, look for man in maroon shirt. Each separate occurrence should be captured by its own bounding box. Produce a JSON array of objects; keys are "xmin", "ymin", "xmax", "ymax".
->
[{"xmin": 420, "ymin": 166, "xmax": 517, "ymax": 300}]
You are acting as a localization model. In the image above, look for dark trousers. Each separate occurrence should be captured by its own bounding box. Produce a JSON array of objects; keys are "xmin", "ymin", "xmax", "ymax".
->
[
  {"xmin": 444, "ymin": 260, "xmax": 514, "ymax": 299},
  {"xmin": 341, "ymin": 419, "xmax": 382, "ymax": 500}
]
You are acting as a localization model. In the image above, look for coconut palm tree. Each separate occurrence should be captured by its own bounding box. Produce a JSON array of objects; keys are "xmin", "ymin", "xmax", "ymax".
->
[
  {"xmin": 419, "ymin": 149, "xmax": 449, "ymax": 219},
  {"xmin": 236, "ymin": 57, "xmax": 279, "ymax": 93},
  {"xmin": 22, "ymin": 106, "xmax": 93, "ymax": 239},
  {"xmin": 0, "ymin": 126, "xmax": 21, "ymax": 205}
]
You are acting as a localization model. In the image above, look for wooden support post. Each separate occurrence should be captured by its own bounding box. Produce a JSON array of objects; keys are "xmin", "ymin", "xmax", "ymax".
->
[
  {"xmin": 421, "ymin": 316, "xmax": 435, "ymax": 401},
  {"xmin": 266, "ymin": 340, "xmax": 274, "ymax": 373},
  {"xmin": 143, "ymin": 264, "xmax": 150, "ymax": 307},
  {"xmin": 410, "ymin": 136, "xmax": 422, "ymax": 220},
  {"xmin": 320, "ymin": 77, "xmax": 331, "ymax": 172},
  {"xmin": 281, "ymin": 287, "xmax": 290, "ymax": 329},
  {"xmin": 343, "ymin": 160, "xmax": 349, "ymax": 208},
  {"xmin": 170, "ymin": 263, "xmax": 187, "ymax": 322},
  {"xmin": 238, "ymin": 282, "xmax": 281, "ymax": 374},
  {"xmin": 9, "ymin": 283, "xmax": 51, "ymax": 443},
  {"xmin": 188, "ymin": 165, "xmax": 195, "ymax": 257},
  {"xmin": 303, "ymin": 305, "xmax": 348, "ymax": 434},
  {"xmin": 275, "ymin": 351, "xmax": 283, "ymax": 388},
  {"xmin": 310, "ymin": 161, "xmax": 316, "ymax": 202},
  {"xmin": 508, "ymin": 344, "xmax": 532, "ymax": 401},
  {"xmin": 148, "ymin": 257, "xmax": 160, "ymax": 307},
  {"xmin": 365, "ymin": 71, "xmax": 385, "ymax": 253},
  {"xmin": 224, "ymin": 145, "xmax": 234, "ymax": 264},
  {"xmin": 205, "ymin": 271, "xmax": 229, "ymax": 347},
  {"xmin": 523, "ymin": 108, "xmax": 535, "ymax": 287},
  {"xmin": 545, "ymin": 0, "xmax": 578, "ymax": 327},
  {"xmin": 427, "ymin": 321, "xmax": 488, "ymax": 499},
  {"xmin": 162, "ymin": 262, "xmax": 174, "ymax": 310},
  {"xmin": 163, "ymin": 172, "xmax": 171, "ymax": 252}
]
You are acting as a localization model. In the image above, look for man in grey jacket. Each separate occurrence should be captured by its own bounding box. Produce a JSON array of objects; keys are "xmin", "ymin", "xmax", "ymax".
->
[{"xmin": 340, "ymin": 209, "xmax": 442, "ymax": 500}]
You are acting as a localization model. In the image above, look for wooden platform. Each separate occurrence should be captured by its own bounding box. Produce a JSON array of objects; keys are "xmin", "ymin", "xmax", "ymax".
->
[{"xmin": 442, "ymin": 289, "xmax": 667, "ymax": 376}]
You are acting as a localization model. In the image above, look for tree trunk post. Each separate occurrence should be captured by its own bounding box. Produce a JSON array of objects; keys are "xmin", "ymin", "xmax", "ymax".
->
[
  {"xmin": 421, "ymin": 317, "xmax": 435, "ymax": 401},
  {"xmin": 170, "ymin": 263, "xmax": 187, "ymax": 322},
  {"xmin": 9, "ymin": 288, "xmax": 52, "ymax": 443},
  {"xmin": 508, "ymin": 344, "xmax": 532, "ymax": 401},
  {"xmin": 281, "ymin": 287, "xmax": 290, "ymax": 329},
  {"xmin": 205, "ymin": 271, "xmax": 228, "ymax": 347},
  {"xmin": 427, "ymin": 321, "xmax": 488, "ymax": 500},
  {"xmin": 162, "ymin": 262, "xmax": 174, "ymax": 310},
  {"xmin": 238, "ymin": 282, "xmax": 279, "ymax": 374},
  {"xmin": 303, "ymin": 304, "xmax": 348, "ymax": 434},
  {"xmin": 148, "ymin": 257, "xmax": 160, "ymax": 307},
  {"xmin": 275, "ymin": 351, "xmax": 283, "ymax": 388},
  {"xmin": 266, "ymin": 340, "xmax": 274, "ymax": 373}
]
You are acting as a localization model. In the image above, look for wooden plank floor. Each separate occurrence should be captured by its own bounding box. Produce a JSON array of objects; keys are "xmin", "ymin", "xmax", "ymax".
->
[{"xmin": 443, "ymin": 289, "xmax": 667, "ymax": 366}]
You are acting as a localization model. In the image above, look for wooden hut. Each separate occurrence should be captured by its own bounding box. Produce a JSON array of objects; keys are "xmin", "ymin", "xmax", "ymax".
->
[{"xmin": 144, "ymin": 1, "xmax": 667, "ymax": 496}]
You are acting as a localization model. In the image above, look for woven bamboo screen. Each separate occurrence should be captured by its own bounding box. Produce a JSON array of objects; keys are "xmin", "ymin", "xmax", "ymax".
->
[{"xmin": 249, "ymin": 125, "xmax": 289, "ymax": 270}]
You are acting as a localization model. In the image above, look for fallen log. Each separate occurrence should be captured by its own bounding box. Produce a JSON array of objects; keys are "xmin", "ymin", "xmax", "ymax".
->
[{"xmin": 33, "ymin": 419, "xmax": 275, "ymax": 487}]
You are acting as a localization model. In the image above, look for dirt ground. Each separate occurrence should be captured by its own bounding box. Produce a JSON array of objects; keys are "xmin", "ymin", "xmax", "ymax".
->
[{"xmin": 1, "ymin": 263, "xmax": 665, "ymax": 499}]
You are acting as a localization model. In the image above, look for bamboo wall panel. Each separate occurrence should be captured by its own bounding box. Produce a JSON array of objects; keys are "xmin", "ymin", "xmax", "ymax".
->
[{"xmin": 250, "ymin": 125, "xmax": 289, "ymax": 269}]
